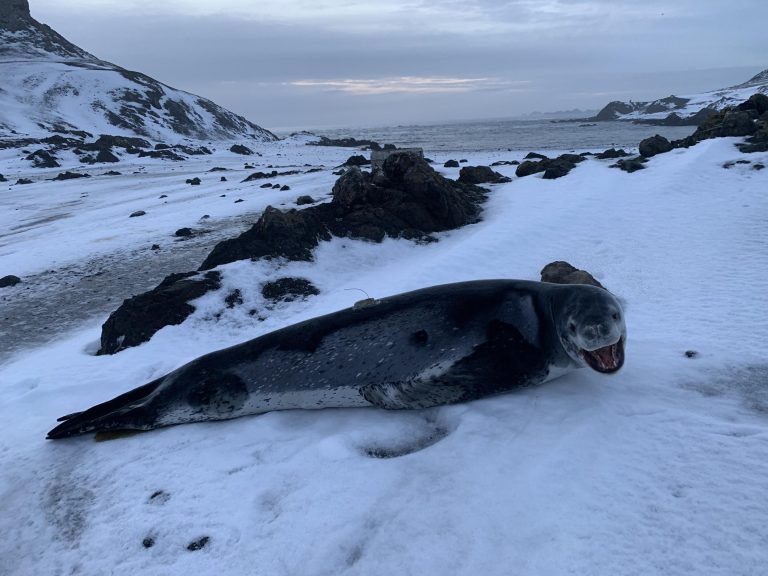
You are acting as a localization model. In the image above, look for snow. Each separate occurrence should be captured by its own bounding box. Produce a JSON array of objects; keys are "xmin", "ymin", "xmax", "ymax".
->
[
  {"xmin": 1, "ymin": 137, "xmax": 768, "ymax": 576},
  {"xmin": 617, "ymin": 75, "xmax": 768, "ymax": 121}
]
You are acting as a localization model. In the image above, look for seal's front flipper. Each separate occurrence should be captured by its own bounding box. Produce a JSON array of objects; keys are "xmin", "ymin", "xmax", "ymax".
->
[
  {"xmin": 360, "ymin": 367, "xmax": 473, "ymax": 410},
  {"xmin": 46, "ymin": 379, "xmax": 162, "ymax": 440}
]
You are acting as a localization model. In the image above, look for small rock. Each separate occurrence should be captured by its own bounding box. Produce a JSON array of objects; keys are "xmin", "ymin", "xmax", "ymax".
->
[
  {"xmin": 220, "ymin": 176, "xmax": 227, "ymax": 182},
  {"xmin": 443, "ymin": 159, "xmax": 460, "ymax": 168},
  {"xmin": 272, "ymin": 184, "xmax": 281, "ymax": 189},
  {"xmin": 142, "ymin": 537, "xmax": 155, "ymax": 549},
  {"xmin": 684, "ymin": 350, "xmax": 699, "ymax": 359},
  {"xmin": 159, "ymin": 194, "xmax": 167, "ymax": 199},
  {"xmin": 260, "ymin": 183, "xmax": 272, "ymax": 188},
  {"xmin": 0, "ymin": 275, "xmax": 22, "ymax": 288},
  {"xmin": 230, "ymin": 144, "xmax": 254, "ymax": 155},
  {"xmin": 186, "ymin": 177, "xmax": 201, "ymax": 185},
  {"xmin": 296, "ymin": 195, "xmax": 315, "ymax": 205},
  {"xmin": 129, "ymin": 210, "xmax": 146, "ymax": 218},
  {"xmin": 524, "ymin": 152, "xmax": 548, "ymax": 160},
  {"xmin": 281, "ymin": 185, "xmax": 291, "ymax": 191},
  {"xmin": 150, "ymin": 244, "xmax": 160, "ymax": 250},
  {"xmin": 187, "ymin": 536, "xmax": 210, "ymax": 551},
  {"xmin": 753, "ymin": 163, "xmax": 765, "ymax": 171},
  {"xmin": 175, "ymin": 228, "xmax": 193, "ymax": 237},
  {"xmin": 234, "ymin": 199, "xmax": 244, "ymax": 203},
  {"xmin": 104, "ymin": 170, "xmax": 122, "ymax": 176},
  {"xmin": 459, "ymin": 159, "xmax": 468, "ymax": 163},
  {"xmin": 16, "ymin": 178, "xmax": 33, "ymax": 185},
  {"xmin": 0, "ymin": 173, "xmax": 6, "ymax": 182}
]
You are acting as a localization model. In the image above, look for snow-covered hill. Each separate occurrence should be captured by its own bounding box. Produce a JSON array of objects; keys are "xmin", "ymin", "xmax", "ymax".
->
[
  {"xmin": 593, "ymin": 68, "xmax": 768, "ymax": 124},
  {"xmin": 0, "ymin": 0, "xmax": 276, "ymax": 142},
  {"xmin": 1, "ymin": 128, "xmax": 767, "ymax": 575}
]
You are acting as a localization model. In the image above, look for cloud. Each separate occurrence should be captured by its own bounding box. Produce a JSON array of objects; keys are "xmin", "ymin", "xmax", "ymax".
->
[{"xmin": 288, "ymin": 77, "xmax": 532, "ymax": 95}]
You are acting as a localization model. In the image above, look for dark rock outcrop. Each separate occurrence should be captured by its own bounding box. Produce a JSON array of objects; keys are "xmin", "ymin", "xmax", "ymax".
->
[
  {"xmin": 515, "ymin": 160, "xmax": 546, "ymax": 177},
  {"xmin": 596, "ymin": 148, "xmax": 630, "ymax": 159},
  {"xmin": 97, "ymin": 271, "xmax": 221, "ymax": 355},
  {"xmin": 261, "ymin": 277, "xmax": 320, "ymax": 302},
  {"xmin": 53, "ymin": 171, "xmax": 91, "ymax": 181},
  {"xmin": 201, "ymin": 152, "xmax": 485, "ymax": 270},
  {"xmin": 26, "ymin": 149, "xmax": 60, "ymax": 168},
  {"xmin": 524, "ymin": 152, "xmax": 548, "ymax": 160},
  {"xmin": 638, "ymin": 134, "xmax": 673, "ymax": 157},
  {"xmin": 0, "ymin": 275, "xmax": 22, "ymax": 288},
  {"xmin": 201, "ymin": 206, "xmax": 331, "ymax": 267},
  {"xmin": 540, "ymin": 261, "xmax": 604, "ymax": 289},
  {"xmin": 458, "ymin": 165, "xmax": 511, "ymax": 184},
  {"xmin": 669, "ymin": 93, "xmax": 768, "ymax": 153}
]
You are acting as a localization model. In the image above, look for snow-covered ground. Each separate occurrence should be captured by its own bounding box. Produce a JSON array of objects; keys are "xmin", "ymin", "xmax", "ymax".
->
[{"xmin": 1, "ymin": 137, "xmax": 767, "ymax": 576}]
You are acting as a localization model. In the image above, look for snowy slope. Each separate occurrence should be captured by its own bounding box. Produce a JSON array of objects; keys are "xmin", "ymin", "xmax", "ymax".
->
[
  {"xmin": 0, "ymin": 135, "xmax": 767, "ymax": 575},
  {"xmin": 0, "ymin": 1, "xmax": 276, "ymax": 142},
  {"xmin": 594, "ymin": 68, "xmax": 768, "ymax": 122}
]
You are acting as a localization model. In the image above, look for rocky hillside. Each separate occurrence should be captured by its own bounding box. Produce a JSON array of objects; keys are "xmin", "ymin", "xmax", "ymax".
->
[
  {"xmin": 591, "ymin": 68, "xmax": 768, "ymax": 126},
  {"xmin": 0, "ymin": 0, "xmax": 276, "ymax": 142}
]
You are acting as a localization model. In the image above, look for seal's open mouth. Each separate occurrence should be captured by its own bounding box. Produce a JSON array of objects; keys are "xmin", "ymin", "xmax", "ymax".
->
[{"xmin": 581, "ymin": 338, "xmax": 624, "ymax": 373}]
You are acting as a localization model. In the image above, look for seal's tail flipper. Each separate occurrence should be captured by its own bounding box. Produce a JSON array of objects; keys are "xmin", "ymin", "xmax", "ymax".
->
[{"xmin": 46, "ymin": 379, "xmax": 163, "ymax": 440}]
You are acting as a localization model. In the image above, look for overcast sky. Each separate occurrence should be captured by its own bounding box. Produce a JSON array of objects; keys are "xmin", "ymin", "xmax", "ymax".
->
[{"xmin": 32, "ymin": 0, "xmax": 768, "ymax": 131}]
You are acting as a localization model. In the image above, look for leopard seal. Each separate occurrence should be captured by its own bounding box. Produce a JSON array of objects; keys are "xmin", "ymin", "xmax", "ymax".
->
[{"xmin": 47, "ymin": 280, "xmax": 626, "ymax": 439}]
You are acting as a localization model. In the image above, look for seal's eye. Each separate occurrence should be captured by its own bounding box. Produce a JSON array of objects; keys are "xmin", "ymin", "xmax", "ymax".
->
[
  {"xmin": 568, "ymin": 322, "xmax": 577, "ymax": 334},
  {"xmin": 612, "ymin": 312, "xmax": 620, "ymax": 321}
]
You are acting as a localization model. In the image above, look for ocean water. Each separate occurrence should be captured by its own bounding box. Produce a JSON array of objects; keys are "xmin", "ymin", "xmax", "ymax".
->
[{"xmin": 304, "ymin": 118, "xmax": 698, "ymax": 153}]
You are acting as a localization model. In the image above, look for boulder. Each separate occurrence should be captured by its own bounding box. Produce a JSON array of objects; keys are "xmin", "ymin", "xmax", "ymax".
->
[
  {"xmin": 638, "ymin": 134, "xmax": 673, "ymax": 157},
  {"xmin": 0, "ymin": 275, "xmax": 21, "ymax": 288},
  {"xmin": 175, "ymin": 227, "xmax": 193, "ymax": 237},
  {"xmin": 458, "ymin": 165, "xmax": 511, "ymax": 184},
  {"xmin": 296, "ymin": 195, "xmax": 315, "ymax": 205},
  {"xmin": 540, "ymin": 261, "xmax": 604, "ymax": 288},
  {"xmin": 97, "ymin": 271, "xmax": 221, "ymax": 355},
  {"xmin": 261, "ymin": 277, "xmax": 320, "ymax": 302},
  {"xmin": 186, "ymin": 177, "xmax": 201, "ymax": 185},
  {"xmin": 444, "ymin": 159, "xmax": 460, "ymax": 168},
  {"xmin": 230, "ymin": 144, "xmax": 254, "ymax": 155},
  {"xmin": 542, "ymin": 158, "xmax": 576, "ymax": 180},
  {"xmin": 345, "ymin": 154, "xmax": 370, "ymax": 166},
  {"xmin": 515, "ymin": 160, "xmax": 547, "ymax": 177},
  {"xmin": 610, "ymin": 156, "xmax": 647, "ymax": 173},
  {"xmin": 596, "ymin": 148, "xmax": 630, "ymax": 159},
  {"xmin": 524, "ymin": 152, "xmax": 548, "ymax": 160}
]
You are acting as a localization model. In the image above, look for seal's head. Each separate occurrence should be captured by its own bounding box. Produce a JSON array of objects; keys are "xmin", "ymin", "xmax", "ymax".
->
[{"xmin": 553, "ymin": 284, "xmax": 626, "ymax": 374}]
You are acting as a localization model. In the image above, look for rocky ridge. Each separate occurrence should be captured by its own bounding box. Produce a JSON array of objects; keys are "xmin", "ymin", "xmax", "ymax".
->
[{"xmin": 0, "ymin": 0, "xmax": 276, "ymax": 142}]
